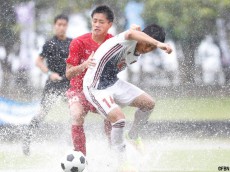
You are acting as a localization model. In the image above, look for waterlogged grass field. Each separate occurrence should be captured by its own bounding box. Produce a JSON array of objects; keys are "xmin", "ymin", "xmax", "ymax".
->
[
  {"xmin": 46, "ymin": 97, "xmax": 230, "ymax": 122},
  {"xmin": 1, "ymin": 138, "xmax": 230, "ymax": 172},
  {"xmin": 151, "ymin": 97, "xmax": 230, "ymax": 121},
  {"xmin": 0, "ymin": 97, "xmax": 230, "ymax": 171}
]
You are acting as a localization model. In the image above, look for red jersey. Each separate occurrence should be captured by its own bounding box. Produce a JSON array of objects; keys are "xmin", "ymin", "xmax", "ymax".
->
[{"xmin": 66, "ymin": 33, "xmax": 113, "ymax": 92}]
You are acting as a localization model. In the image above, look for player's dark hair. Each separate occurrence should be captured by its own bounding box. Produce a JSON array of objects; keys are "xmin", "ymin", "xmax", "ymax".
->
[
  {"xmin": 54, "ymin": 14, "xmax": 69, "ymax": 24},
  {"xmin": 91, "ymin": 5, "xmax": 114, "ymax": 22},
  {"xmin": 142, "ymin": 23, "xmax": 165, "ymax": 43}
]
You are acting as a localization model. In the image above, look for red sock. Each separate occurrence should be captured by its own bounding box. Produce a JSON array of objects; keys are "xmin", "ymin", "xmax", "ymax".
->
[
  {"xmin": 104, "ymin": 119, "xmax": 112, "ymax": 146},
  {"xmin": 72, "ymin": 125, "xmax": 86, "ymax": 155}
]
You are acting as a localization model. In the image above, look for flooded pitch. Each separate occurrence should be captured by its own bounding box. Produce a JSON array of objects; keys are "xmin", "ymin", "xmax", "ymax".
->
[{"xmin": 1, "ymin": 132, "xmax": 230, "ymax": 172}]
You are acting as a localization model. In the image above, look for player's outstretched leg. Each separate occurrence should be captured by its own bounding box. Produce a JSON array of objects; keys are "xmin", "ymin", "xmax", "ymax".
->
[
  {"xmin": 110, "ymin": 118, "xmax": 137, "ymax": 171},
  {"xmin": 128, "ymin": 93, "xmax": 154, "ymax": 153},
  {"xmin": 22, "ymin": 99, "xmax": 50, "ymax": 156},
  {"xmin": 104, "ymin": 119, "xmax": 112, "ymax": 146},
  {"xmin": 69, "ymin": 99, "xmax": 88, "ymax": 156},
  {"xmin": 111, "ymin": 119, "xmax": 126, "ymax": 161},
  {"xmin": 22, "ymin": 117, "xmax": 41, "ymax": 155},
  {"xmin": 72, "ymin": 125, "xmax": 86, "ymax": 155},
  {"xmin": 126, "ymin": 109, "xmax": 152, "ymax": 153}
]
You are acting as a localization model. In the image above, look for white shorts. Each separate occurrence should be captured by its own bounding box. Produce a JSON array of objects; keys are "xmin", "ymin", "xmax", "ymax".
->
[{"xmin": 83, "ymin": 79, "xmax": 144, "ymax": 118}]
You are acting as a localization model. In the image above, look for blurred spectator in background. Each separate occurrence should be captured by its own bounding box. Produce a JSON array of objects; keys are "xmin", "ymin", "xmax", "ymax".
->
[{"xmin": 197, "ymin": 35, "xmax": 224, "ymax": 85}]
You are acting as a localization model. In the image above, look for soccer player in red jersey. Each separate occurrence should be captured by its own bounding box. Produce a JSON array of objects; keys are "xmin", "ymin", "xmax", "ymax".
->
[{"xmin": 65, "ymin": 5, "xmax": 114, "ymax": 156}]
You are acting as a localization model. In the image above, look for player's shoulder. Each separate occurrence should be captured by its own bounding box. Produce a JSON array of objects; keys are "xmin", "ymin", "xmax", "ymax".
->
[
  {"xmin": 106, "ymin": 33, "xmax": 113, "ymax": 39},
  {"xmin": 44, "ymin": 36, "xmax": 58, "ymax": 46},
  {"xmin": 104, "ymin": 32, "xmax": 126, "ymax": 45},
  {"xmin": 67, "ymin": 37, "xmax": 73, "ymax": 42},
  {"xmin": 106, "ymin": 31, "xmax": 126, "ymax": 42},
  {"xmin": 116, "ymin": 31, "xmax": 128, "ymax": 38},
  {"xmin": 71, "ymin": 33, "xmax": 91, "ymax": 45},
  {"xmin": 77, "ymin": 33, "xmax": 91, "ymax": 41},
  {"xmin": 110, "ymin": 31, "xmax": 133, "ymax": 46}
]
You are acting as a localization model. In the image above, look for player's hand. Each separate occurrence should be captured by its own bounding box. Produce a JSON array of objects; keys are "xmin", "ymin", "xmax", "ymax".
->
[
  {"xmin": 130, "ymin": 24, "xmax": 141, "ymax": 31},
  {"xmin": 158, "ymin": 42, "xmax": 173, "ymax": 54},
  {"xmin": 86, "ymin": 51, "xmax": 96, "ymax": 68}
]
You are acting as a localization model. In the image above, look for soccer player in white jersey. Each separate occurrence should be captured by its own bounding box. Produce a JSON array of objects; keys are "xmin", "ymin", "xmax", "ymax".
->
[{"xmin": 83, "ymin": 23, "xmax": 172, "ymax": 166}]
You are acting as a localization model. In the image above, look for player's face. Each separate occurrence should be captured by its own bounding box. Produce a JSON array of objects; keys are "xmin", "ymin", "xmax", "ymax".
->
[
  {"xmin": 136, "ymin": 42, "xmax": 157, "ymax": 54},
  {"xmin": 91, "ymin": 13, "xmax": 112, "ymax": 37},
  {"xmin": 54, "ymin": 19, "xmax": 68, "ymax": 39}
]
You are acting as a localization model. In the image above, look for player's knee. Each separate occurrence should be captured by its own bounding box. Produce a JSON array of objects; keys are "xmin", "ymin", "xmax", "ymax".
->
[
  {"xmin": 107, "ymin": 108, "xmax": 125, "ymax": 123},
  {"xmin": 142, "ymin": 97, "xmax": 155, "ymax": 111},
  {"xmin": 148, "ymin": 98, "xmax": 155, "ymax": 110},
  {"xmin": 69, "ymin": 103, "xmax": 87, "ymax": 125},
  {"xmin": 71, "ymin": 113, "xmax": 85, "ymax": 125},
  {"xmin": 70, "ymin": 110, "xmax": 86, "ymax": 125}
]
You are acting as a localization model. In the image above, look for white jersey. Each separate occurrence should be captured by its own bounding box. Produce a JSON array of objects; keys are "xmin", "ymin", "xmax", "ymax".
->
[{"xmin": 84, "ymin": 31, "xmax": 139, "ymax": 90}]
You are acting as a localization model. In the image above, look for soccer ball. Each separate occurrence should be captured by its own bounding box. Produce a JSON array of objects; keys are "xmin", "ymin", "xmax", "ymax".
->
[{"xmin": 61, "ymin": 150, "xmax": 86, "ymax": 172}]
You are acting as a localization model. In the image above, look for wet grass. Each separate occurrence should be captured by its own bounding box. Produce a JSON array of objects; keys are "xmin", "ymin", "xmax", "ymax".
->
[
  {"xmin": 0, "ymin": 142, "xmax": 67, "ymax": 172},
  {"xmin": 144, "ymin": 138, "xmax": 230, "ymax": 172},
  {"xmin": 1, "ymin": 139, "xmax": 230, "ymax": 172},
  {"xmin": 45, "ymin": 97, "xmax": 230, "ymax": 123},
  {"xmin": 148, "ymin": 146, "xmax": 230, "ymax": 171},
  {"xmin": 151, "ymin": 97, "xmax": 230, "ymax": 121},
  {"xmin": 1, "ymin": 97, "xmax": 230, "ymax": 171}
]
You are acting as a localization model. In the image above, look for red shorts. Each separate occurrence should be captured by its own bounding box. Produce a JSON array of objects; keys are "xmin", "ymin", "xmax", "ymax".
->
[{"xmin": 66, "ymin": 89, "xmax": 96, "ymax": 113}]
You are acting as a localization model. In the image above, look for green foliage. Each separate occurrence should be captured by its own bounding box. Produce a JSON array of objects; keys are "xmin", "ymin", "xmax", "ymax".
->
[
  {"xmin": 33, "ymin": 0, "xmax": 128, "ymax": 28},
  {"xmin": 142, "ymin": 0, "xmax": 230, "ymax": 83},
  {"xmin": 143, "ymin": 0, "xmax": 222, "ymax": 41}
]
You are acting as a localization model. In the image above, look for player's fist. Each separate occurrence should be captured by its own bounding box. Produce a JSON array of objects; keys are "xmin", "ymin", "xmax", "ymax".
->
[
  {"xmin": 86, "ymin": 51, "xmax": 96, "ymax": 68},
  {"xmin": 130, "ymin": 24, "xmax": 141, "ymax": 31},
  {"xmin": 49, "ymin": 72, "xmax": 62, "ymax": 81},
  {"xmin": 158, "ymin": 42, "xmax": 172, "ymax": 54}
]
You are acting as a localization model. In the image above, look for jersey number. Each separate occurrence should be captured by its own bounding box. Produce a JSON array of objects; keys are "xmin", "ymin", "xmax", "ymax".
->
[{"xmin": 102, "ymin": 96, "xmax": 114, "ymax": 108}]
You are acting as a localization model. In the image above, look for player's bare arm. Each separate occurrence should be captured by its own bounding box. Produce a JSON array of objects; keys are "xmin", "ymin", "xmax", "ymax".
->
[
  {"xmin": 125, "ymin": 29, "xmax": 172, "ymax": 54},
  {"xmin": 66, "ymin": 52, "xmax": 96, "ymax": 80},
  {"xmin": 36, "ymin": 56, "xmax": 62, "ymax": 81},
  {"xmin": 35, "ymin": 56, "xmax": 49, "ymax": 73},
  {"xmin": 157, "ymin": 42, "xmax": 172, "ymax": 54},
  {"xmin": 125, "ymin": 30, "xmax": 158, "ymax": 45}
]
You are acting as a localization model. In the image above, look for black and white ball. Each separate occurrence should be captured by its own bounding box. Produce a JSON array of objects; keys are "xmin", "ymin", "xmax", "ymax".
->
[{"xmin": 61, "ymin": 150, "xmax": 86, "ymax": 172}]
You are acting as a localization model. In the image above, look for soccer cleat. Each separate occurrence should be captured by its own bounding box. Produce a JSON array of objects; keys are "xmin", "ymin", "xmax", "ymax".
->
[{"xmin": 125, "ymin": 132, "xmax": 145, "ymax": 154}]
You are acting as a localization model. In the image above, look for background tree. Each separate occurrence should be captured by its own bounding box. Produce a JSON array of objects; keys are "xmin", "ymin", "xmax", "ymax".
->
[
  {"xmin": 0, "ymin": 0, "xmax": 19, "ymax": 94},
  {"xmin": 143, "ymin": 0, "xmax": 230, "ymax": 84},
  {"xmin": 2, "ymin": 0, "xmax": 230, "ymax": 98},
  {"xmin": 34, "ymin": 0, "xmax": 128, "ymax": 33},
  {"xmin": 215, "ymin": 0, "xmax": 230, "ymax": 84}
]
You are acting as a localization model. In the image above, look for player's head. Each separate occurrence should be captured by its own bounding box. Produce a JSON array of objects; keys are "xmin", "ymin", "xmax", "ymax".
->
[
  {"xmin": 54, "ymin": 14, "xmax": 69, "ymax": 24},
  {"xmin": 143, "ymin": 23, "xmax": 165, "ymax": 43},
  {"xmin": 91, "ymin": 5, "xmax": 114, "ymax": 37},
  {"xmin": 54, "ymin": 14, "xmax": 69, "ymax": 39},
  {"xmin": 136, "ymin": 23, "xmax": 166, "ymax": 54}
]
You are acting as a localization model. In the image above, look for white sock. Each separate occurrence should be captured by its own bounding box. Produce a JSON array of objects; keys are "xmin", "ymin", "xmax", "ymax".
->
[
  {"xmin": 129, "ymin": 109, "xmax": 153, "ymax": 139},
  {"xmin": 111, "ymin": 119, "xmax": 126, "ymax": 152}
]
